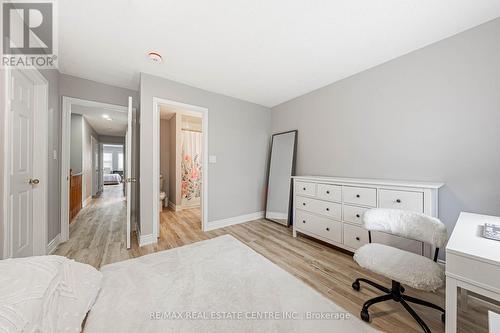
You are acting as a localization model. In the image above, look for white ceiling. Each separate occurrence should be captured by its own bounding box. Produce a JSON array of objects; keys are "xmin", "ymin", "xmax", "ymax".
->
[
  {"xmin": 58, "ymin": 1, "xmax": 500, "ymax": 107},
  {"xmin": 72, "ymin": 105, "xmax": 127, "ymax": 136}
]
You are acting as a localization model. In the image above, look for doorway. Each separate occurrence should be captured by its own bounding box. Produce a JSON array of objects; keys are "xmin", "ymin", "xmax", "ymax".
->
[
  {"xmin": 60, "ymin": 97, "xmax": 136, "ymax": 248},
  {"xmin": 153, "ymin": 98, "xmax": 208, "ymax": 238},
  {"xmin": 3, "ymin": 68, "xmax": 48, "ymax": 258}
]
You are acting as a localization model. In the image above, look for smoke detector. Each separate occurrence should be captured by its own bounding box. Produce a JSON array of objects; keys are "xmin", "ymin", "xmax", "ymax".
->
[{"xmin": 148, "ymin": 51, "xmax": 162, "ymax": 63}]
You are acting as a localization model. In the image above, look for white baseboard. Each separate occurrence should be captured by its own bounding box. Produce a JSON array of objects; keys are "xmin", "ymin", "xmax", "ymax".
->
[
  {"xmin": 82, "ymin": 196, "xmax": 92, "ymax": 208},
  {"xmin": 168, "ymin": 200, "xmax": 181, "ymax": 212},
  {"xmin": 205, "ymin": 211, "xmax": 264, "ymax": 231},
  {"xmin": 47, "ymin": 234, "xmax": 61, "ymax": 254},
  {"xmin": 138, "ymin": 232, "xmax": 156, "ymax": 247},
  {"xmin": 265, "ymin": 211, "xmax": 288, "ymax": 220}
]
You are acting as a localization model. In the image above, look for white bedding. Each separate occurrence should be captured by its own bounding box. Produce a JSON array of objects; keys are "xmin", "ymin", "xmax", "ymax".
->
[
  {"xmin": 0, "ymin": 256, "xmax": 102, "ymax": 333},
  {"xmin": 84, "ymin": 235, "xmax": 378, "ymax": 333},
  {"xmin": 103, "ymin": 173, "xmax": 121, "ymax": 184}
]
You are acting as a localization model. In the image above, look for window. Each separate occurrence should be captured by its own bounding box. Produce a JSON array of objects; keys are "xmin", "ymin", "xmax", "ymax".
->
[
  {"xmin": 103, "ymin": 153, "xmax": 113, "ymax": 173},
  {"xmin": 118, "ymin": 153, "xmax": 124, "ymax": 171}
]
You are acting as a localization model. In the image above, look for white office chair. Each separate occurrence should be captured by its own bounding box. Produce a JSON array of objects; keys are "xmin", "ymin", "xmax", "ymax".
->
[{"xmin": 352, "ymin": 208, "xmax": 447, "ymax": 333}]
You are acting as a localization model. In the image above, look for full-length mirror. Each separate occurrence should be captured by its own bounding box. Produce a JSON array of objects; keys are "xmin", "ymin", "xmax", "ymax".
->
[{"xmin": 265, "ymin": 130, "xmax": 297, "ymax": 226}]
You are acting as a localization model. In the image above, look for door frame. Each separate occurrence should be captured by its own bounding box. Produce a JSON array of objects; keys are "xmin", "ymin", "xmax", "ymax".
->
[
  {"xmin": 60, "ymin": 96, "xmax": 132, "ymax": 242},
  {"xmin": 90, "ymin": 134, "xmax": 99, "ymax": 197},
  {"xmin": 2, "ymin": 68, "xmax": 48, "ymax": 258},
  {"xmin": 152, "ymin": 97, "xmax": 209, "ymax": 236}
]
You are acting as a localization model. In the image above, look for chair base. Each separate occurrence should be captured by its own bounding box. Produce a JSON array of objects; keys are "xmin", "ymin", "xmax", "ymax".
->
[{"xmin": 352, "ymin": 278, "xmax": 445, "ymax": 333}]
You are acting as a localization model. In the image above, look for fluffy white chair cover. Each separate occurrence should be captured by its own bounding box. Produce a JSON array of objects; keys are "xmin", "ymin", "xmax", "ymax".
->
[
  {"xmin": 354, "ymin": 243, "xmax": 444, "ymax": 291},
  {"xmin": 363, "ymin": 209, "xmax": 447, "ymax": 248}
]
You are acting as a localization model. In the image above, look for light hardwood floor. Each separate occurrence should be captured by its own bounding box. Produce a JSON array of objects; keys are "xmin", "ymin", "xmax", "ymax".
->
[{"xmin": 55, "ymin": 191, "xmax": 492, "ymax": 333}]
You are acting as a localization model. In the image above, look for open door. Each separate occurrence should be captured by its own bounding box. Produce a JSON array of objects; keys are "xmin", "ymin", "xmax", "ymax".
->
[{"xmin": 125, "ymin": 96, "xmax": 135, "ymax": 249}]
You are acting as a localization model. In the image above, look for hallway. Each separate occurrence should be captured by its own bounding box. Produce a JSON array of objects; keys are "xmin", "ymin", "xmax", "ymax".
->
[{"xmin": 55, "ymin": 185, "xmax": 128, "ymax": 267}]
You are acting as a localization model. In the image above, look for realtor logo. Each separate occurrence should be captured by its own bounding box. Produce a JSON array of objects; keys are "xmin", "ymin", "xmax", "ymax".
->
[{"xmin": 2, "ymin": 1, "xmax": 57, "ymax": 68}]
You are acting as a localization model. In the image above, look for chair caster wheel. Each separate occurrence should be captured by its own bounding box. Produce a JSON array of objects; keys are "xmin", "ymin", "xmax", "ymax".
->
[
  {"xmin": 352, "ymin": 281, "xmax": 360, "ymax": 291},
  {"xmin": 360, "ymin": 310, "xmax": 370, "ymax": 322},
  {"xmin": 441, "ymin": 313, "xmax": 445, "ymax": 323}
]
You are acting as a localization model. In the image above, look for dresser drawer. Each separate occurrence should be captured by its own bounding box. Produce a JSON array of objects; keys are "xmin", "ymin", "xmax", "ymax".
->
[
  {"xmin": 296, "ymin": 197, "xmax": 341, "ymax": 220},
  {"xmin": 343, "ymin": 186, "xmax": 377, "ymax": 207},
  {"xmin": 343, "ymin": 205, "xmax": 369, "ymax": 225},
  {"xmin": 343, "ymin": 224, "xmax": 369, "ymax": 250},
  {"xmin": 295, "ymin": 181, "xmax": 316, "ymax": 197},
  {"xmin": 379, "ymin": 189, "xmax": 423, "ymax": 213},
  {"xmin": 317, "ymin": 184, "xmax": 342, "ymax": 202},
  {"xmin": 371, "ymin": 231, "xmax": 423, "ymax": 255},
  {"xmin": 296, "ymin": 210, "xmax": 342, "ymax": 244}
]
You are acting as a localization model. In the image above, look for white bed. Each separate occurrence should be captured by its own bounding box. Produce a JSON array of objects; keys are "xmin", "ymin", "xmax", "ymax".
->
[{"xmin": 103, "ymin": 173, "xmax": 121, "ymax": 185}]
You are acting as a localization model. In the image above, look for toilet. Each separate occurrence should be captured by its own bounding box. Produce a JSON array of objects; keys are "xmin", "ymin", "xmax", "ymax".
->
[{"xmin": 159, "ymin": 175, "xmax": 168, "ymax": 212}]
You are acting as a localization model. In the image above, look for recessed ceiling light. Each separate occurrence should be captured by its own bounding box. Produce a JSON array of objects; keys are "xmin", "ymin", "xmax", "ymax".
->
[
  {"xmin": 148, "ymin": 51, "xmax": 162, "ymax": 63},
  {"xmin": 102, "ymin": 114, "xmax": 109, "ymax": 119}
]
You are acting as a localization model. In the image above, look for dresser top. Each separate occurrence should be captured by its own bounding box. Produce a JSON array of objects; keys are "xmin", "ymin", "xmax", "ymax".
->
[
  {"xmin": 292, "ymin": 175, "xmax": 444, "ymax": 189},
  {"xmin": 446, "ymin": 212, "xmax": 500, "ymax": 267}
]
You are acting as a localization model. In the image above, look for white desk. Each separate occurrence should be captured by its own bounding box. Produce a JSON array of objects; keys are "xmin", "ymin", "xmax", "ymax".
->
[{"xmin": 446, "ymin": 212, "xmax": 500, "ymax": 333}]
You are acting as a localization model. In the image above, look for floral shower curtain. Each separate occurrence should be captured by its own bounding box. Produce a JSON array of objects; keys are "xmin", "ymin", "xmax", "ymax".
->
[{"xmin": 181, "ymin": 130, "xmax": 202, "ymax": 206}]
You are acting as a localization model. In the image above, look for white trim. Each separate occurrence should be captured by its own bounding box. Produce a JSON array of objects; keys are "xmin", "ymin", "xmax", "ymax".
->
[
  {"xmin": 152, "ymin": 97, "xmax": 209, "ymax": 239},
  {"xmin": 266, "ymin": 211, "xmax": 288, "ymax": 220},
  {"xmin": 82, "ymin": 196, "xmax": 92, "ymax": 208},
  {"xmin": 47, "ymin": 234, "xmax": 61, "ymax": 254},
  {"xmin": 60, "ymin": 97, "xmax": 134, "ymax": 243},
  {"xmin": 205, "ymin": 211, "xmax": 265, "ymax": 231},
  {"xmin": 138, "ymin": 233, "xmax": 156, "ymax": 247},
  {"xmin": 168, "ymin": 200, "xmax": 181, "ymax": 212},
  {"xmin": 3, "ymin": 68, "xmax": 48, "ymax": 258}
]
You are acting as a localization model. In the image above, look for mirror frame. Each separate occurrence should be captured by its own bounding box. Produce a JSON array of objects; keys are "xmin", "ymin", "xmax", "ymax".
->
[{"xmin": 264, "ymin": 130, "xmax": 298, "ymax": 226}]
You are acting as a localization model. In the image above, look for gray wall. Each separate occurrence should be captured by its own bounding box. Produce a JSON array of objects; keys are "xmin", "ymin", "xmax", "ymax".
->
[
  {"xmin": 160, "ymin": 119, "xmax": 170, "ymax": 194},
  {"xmin": 82, "ymin": 117, "xmax": 99, "ymax": 201},
  {"xmin": 139, "ymin": 73, "xmax": 271, "ymax": 235},
  {"xmin": 69, "ymin": 114, "xmax": 100, "ymax": 202},
  {"xmin": 271, "ymin": 18, "xmax": 500, "ymax": 246},
  {"xmin": 169, "ymin": 114, "xmax": 181, "ymax": 205},
  {"xmin": 70, "ymin": 114, "xmax": 83, "ymax": 173},
  {"xmin": 60, "ymin": 74, "xmax": 139, "ymax": 108},
  {"xmin": 40, "ymin": 69, "xmax": 61, "ymax": 242}
]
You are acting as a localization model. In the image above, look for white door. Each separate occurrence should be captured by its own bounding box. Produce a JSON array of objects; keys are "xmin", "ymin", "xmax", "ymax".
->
[
  {"xmin": 9, "ymin": 70, "xmax": 44, "ymax": 258},
  {"xmin": 125, "ymin": 96, "xmax": 134, "ymax": 249}
]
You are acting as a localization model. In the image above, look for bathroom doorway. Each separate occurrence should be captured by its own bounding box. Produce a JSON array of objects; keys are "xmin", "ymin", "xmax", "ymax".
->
[{"xmin": 155, "ymin": 99, "xmax": 207, "ymax": 237}]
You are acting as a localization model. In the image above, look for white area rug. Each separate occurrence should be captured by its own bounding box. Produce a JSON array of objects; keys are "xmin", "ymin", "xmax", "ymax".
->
[{"xmin": 84, "ymin": 235, "xmax": 379, "ymax": 332}]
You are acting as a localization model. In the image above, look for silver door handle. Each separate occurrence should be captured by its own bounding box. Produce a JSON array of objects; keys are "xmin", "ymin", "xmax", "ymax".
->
[
  {"xmin": 29, "ymin": 178, "xmax": 40, "ymax": 185},
  {"xmin": 125, "ymin": 178, "xmax": 137, "ymax": 183}
]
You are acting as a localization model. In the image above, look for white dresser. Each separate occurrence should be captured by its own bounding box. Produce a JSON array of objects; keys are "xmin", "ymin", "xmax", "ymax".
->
[{"xmin": 292, "ymin": 176, "xmax": 444, "ymax": 257}]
